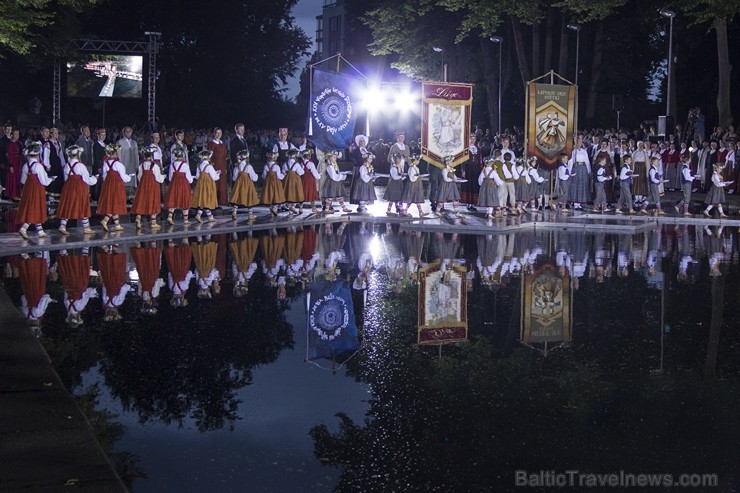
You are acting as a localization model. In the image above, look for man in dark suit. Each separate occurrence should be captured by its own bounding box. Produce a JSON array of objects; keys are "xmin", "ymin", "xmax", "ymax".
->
[
  {"xmin": 0, "ymin": 123, "xmax": 11, "ymax": 191},
  {"xmin": 230, "ymin": 123, "xmax": 248, "ymax": 167},
  {"xmin": 91, "ymin": 128, "xmax": 107, "ymax": 200}
]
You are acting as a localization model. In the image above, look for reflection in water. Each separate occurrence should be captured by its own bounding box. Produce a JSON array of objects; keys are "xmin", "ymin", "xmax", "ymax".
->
[{"xmin": 3, "ymin": 224, "xmax": 740, "ymax": 491}]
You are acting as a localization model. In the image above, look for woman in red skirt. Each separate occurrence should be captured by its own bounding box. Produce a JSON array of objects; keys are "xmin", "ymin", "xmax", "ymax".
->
[
  {"xmin": 301, "ymin": 149, "xmax": 321, "ymax": 213},
  {"xmin": 131, "ymin": 144, "xmax": 165, "ymax": 230},
  {"xmin": 57, "ymin": 145, "xmax": 97, "ymax": 236},
  {"xmin": 229, "ymin": 149, "xmax": 259, "ymax": 221},
  {"xmin": 165, "ymin": 237, "xmax": 193, "ymax": 307},
  {"xmin": 98, "ymin": 245, "xmax": 131, "ymax": 321},
  {"xmin": 131, "ymin": 241, "xmax": 164, "ymax": 314},
  {"xmin": 98, "ymin": 144, "xmax": 132, "ymax": 232},
  {"xmin": 17, "ymin": 142, "xmax": 56, "ymax": 239},
  {"xmin": 58, "ymin": 249, "xmax": 97, "ymax": 327},
  {"xmin": 18, "ymin": 253, "xmax": 52, "ymax": 335},
  {"xmin": 164, "ymin": 145, "xmax": 194, "ymax": 225}
]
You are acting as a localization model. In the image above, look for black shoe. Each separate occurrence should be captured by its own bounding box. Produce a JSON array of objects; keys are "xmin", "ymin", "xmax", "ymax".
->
[{"xmin": 467, "ymin": 205, "xmax": 477, "ymax": 212}]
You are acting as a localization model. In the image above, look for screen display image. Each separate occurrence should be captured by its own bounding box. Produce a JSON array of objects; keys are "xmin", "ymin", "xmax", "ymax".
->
[{"xmin": 67, "ymin": 54, "xmax": 143, "ymax": 98}]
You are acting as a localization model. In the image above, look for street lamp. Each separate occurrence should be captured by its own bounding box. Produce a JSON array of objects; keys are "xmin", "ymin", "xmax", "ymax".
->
[
  {"xmin": 566, "ymin": 23, "xmax": 581, "ymax": 87},
  {"xmin": 489, "ymin": 36, "xmax": 503, "ymax": 134},
  {"xmin": 432, "ymin": 47, "xmax": 447, "ymax": 82},
  {"xmin": 660, "ymin": 8, "xmax": 677, "ymax": 118}
]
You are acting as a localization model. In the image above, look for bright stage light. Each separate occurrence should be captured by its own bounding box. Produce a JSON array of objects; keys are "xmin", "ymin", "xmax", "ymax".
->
[
  {"xmin": 361, "ymin": 86, "xmax": 384, "ymax": 113},
  {"xmin": 395, "ymin": 90, "xmax": 419, "ymax": 113}
]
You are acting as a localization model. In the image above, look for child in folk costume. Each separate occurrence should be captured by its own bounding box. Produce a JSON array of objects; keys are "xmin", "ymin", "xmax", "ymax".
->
[
  {"xmin": 261, "ymin": 150, "xmax": 287, "ymax": 217},
  {"xmin": 551, "ymin": 152, "xmax": 574, "ymax": 213},
  {"xmin": 17, "ymin": 142, "xmax": 56, "ymax": 239},
  {"xmin": 401, "ymin": 154, "xmax": 427, "ymax": 217},
  {"xmin": 192, "ymin": 149, "xmax": 220, "ymax": 223},
  {"xmin": 192, "ymin": 237, "xmax": 220, "ymax": 298},
  {"xmin": 165, "ymin": 237, "xmax": 193, "ymax": 308},
  {"xmin": 491, "ymin": 150, "xmax": 508, "ymax": 216},
  {"xmin": 131, "ymin": 241, "xmax": 164, "ymax": 315},
  {"xmin": 321, "ymin": 151, "xmax": 350, "ymax": 214},
  {"xmin": 703, "ymin": 164, "xmax": 733, "ymax": 217},
  {"xmin": 501, "ymin": 151, "xmax": 520, "ymax": 214},
  {"xmin": 57, "ymin": 145, "xmax": 97, "ymax": 235},
  {"xmin": 18, "ymin": 253, "xmax": 52, "ymax": 336},
  {"xmin": 514, "ymin": 158, "xmax": 530, "ymax": 213},
  {"xmin": 229, "ymin": 231, "xmax": 259, "ymax": 297},
  {"xmin": 384, "ymin": 152, "xmax": 406, "ymax": 216},
  {"xmin": 164, "ymin": 145, "xmax": 194, "ymax": 225},
  {"xmin": 300, "ymin": 149, "xmax": 321, "ymax": 213},
  {"xmin": 615, "ymin": 154, "xmax": 637, "ymax": 214},
  {"xmin": 98, "ymin": 245, "xmax": 131, "ymax": 322},
  {"xmin": 527, "ymin": 157, "xmax": 548, "ymax": 212},
  {"xmin": 352, "ymin": 152, "xmax": 378, "ymax": 213},
  {"xmin": 674, "ymin": 153, "xmax": 698, "ymax": 216},
  {"xmin": 641, "ymin": 157, "xmax": 666, "ymax": 215},
  {"xmin": 593, "ymin": 155, "xmax": 613, "ymax": 213},
  {"xmin": 282, "ymin": 148, "xmax": 305, "ymax": 215},
  {"xmin": 229, "ymin": 149, "xmax": 259, "ymax": 221},
  {"xmin": 436, "ymin": 155, "xmax": 462, "ymax": 216},
  {"xmin": 477, "ymin": 156, "xmax": 503, "ymax": 219},
  {"xmin": 58, "ymin": 249, "xmax": 97, "ymax": 327},
  {"xmin": 130, "ymin": 144, "xmax": 166, "ymax": 230},
  {"xmin": 631, "ymin": 141, "xmax": 649, "ymax": 204},
  {"xmin": 98, "ymin": 144, "xmax": 132, "ymax": 232}
]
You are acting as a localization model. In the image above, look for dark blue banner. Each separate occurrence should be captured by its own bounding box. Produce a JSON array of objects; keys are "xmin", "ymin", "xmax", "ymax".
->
[
  {"xmin": 307, "ymin": 279, "xmax": 360, "ymax": 360},
  {"xmin": 307, "ymin": 67, "xmax": 365, "ymax": 151}
]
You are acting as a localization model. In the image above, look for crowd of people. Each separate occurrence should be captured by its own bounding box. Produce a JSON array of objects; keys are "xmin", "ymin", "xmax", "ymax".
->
[{"xmin": 1, "ymin": 110, "xmax": 739, "ymax": 240}]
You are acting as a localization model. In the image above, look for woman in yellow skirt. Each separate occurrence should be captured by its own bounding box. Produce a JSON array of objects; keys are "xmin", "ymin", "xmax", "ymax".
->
[
  {"xmin": 229, "ymin": 149, "xmax": 259, "ymax": 221},
  {"xmin": 261, "ymin": 150, "xmax": 286, "ymax": 216},
  {"xmin": 192, "ymin": 149, "xmax": 221, "ymax": 223},
  {"xmin": 282, "ymin": 149, "xmax": 304, "ymax": 215}
]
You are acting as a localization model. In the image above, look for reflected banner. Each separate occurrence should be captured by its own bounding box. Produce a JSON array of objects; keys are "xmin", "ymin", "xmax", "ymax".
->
[
  {"xmin": 521, "ymin": 262, "xmax": 572, "ymax": 343},
  {"xmin": 417, "ymin": 260, "xmax": 468, "ymax": 344},
  {"xmin": 307, "ymin": 67, "xmax": 366, "ymax": 151},
  {"xmin": 526, "ymin": 83, "xmax": 576, "ymax": 170},
  {"xmin": 421, "ymin": 82, "xmax": 473, "ymax": 170},
  {"xmin": 307, "ymin": 279, "xmax": 360, "ymax": 360}
]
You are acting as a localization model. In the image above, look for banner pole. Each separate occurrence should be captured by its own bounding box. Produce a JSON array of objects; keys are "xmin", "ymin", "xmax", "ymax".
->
[{"xmin": 308, "ymin": 66, "xmax": 313, "ymax": 135}]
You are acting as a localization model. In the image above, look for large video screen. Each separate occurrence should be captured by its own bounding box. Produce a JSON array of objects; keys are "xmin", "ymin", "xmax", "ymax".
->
[{"xmin": 67, "ymin": 54, "xmax": 143, "ymax": 98}]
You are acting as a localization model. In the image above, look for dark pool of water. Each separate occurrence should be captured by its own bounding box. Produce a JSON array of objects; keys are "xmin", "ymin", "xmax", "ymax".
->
[{"xmin": 2, "ymin": 223, "xmax": 740, "ymax": 492}]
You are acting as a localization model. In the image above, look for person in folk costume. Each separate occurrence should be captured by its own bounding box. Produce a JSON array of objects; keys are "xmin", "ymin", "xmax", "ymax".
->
[
  {"xmin": 648, "ymin": 142, "xmax": 665, "ymax": 196},
  {"xmin": 117, "ymin": 126, "xmax": 139, "ymax": 199},
  {"xmin": 207, "ymin": 127, "xmax": 229, "ymax": 206},
  {"xmin": 57, "ymin": 145, "xmax": 97, "ymax": 236},
  {"xmin": 500, "ymin": 151, "xmax": 520, "ymax": 214},
  {"xmin": 568, "ymin": 135, "xmax": 592, "ymax": 210},
  {"xmin": 164, "ymin": 144, "xmax": 194, "ymax": 225},
  {"xmin": 436, "ymin": 155, "xmax": 463, "ymax": 216},
  {"xmin": 551, "ymin": 152, "xmax": 574, "ymax": 213},
  {"xmin": 490, "ymin": 149, "xmax": 508, "ymax": 215},
  {"xmin": 717, "ymin": 139, "xmax": 730, "ymax": 182},
  {"xmin": 43, "ymin": 127, "xmax": 66, "ymax": 200},
  {"xmin": 349, "ymin": 134, "xmax": 369, "ymax": 205},
  {"xmin": 90, "ymin": 128, "xmax": 107, "ymax": 201},
  {"xmin": 130, "ymin": 144, "xmax": 165, "ymax": 230},
  {"xmin": 273, "ymin": 127, "xmax": 298, "ymax": 166},
  {"xmin": 663, "ymin": 141, "xmax": 681, "ymax": 191},
  {"xmin": 401, "ymin": 154, "xmax": 428, "ymax": 217},
  {"xmin": 674, "ymin": 153, "xmax": 699, "ymax": 216},
  {"xmin": 513, "ymin": 157, "xmax": 531, "ymax": 213},
  {"xmin": 300, "ymin": 148, "xmax": 321, "ymax": 214},
  {"xmin": 631, "ymin": 141, "xmax": 649, "ymax": 204},
  {"xmin": 170, "ymin": 130, "xmax": 189, "ymax": 164},
  {"xmin": 527, "ymin": 157, "xmax": 548, "ymax": 211},
  {"xmin": 260, "ymin": 228, "xmax": 286, "ymax": 296},
  {"xmin": 165, "ymin": 237, "xmax": 193, "ymax": 308},
  {"xmin": 97, "ymin": 245, "xmax": 131, "ymax": 322},
  {"xmin": 384, "ymin": 152, "xmax": 407, "ymax": 216},
  {"xmin": 615, "ymin": 153, "xmax": 637, "ymax": 214},
  {"xmin": 192, "ymin": 149, "xmax": 220, "ymax": 223},
  {"xmin": 321, "ymin": 150, "xmax": 351, "ymax": 214},
  {"xmin": 17, "ymin": 142, "xmax": 56, "ymax": 239},
  {"xmin": 641, "ymin": 156, "xmax": 666, "ymax": 215},
  {"xmin": 5, "ymin": 128, "xmax": 24, "ymax": 200},
  {"xmin": 98, "ymin": 144, "xmax": 132, "ymax": 232},
  {"xmin": 703, "ymin": 163, "xmax": 733, "ymax": 218},
  {"xmin": 387, "ymin": 130, "xmax": 411, "ymax": 163},
  {"xmin": 261, "ymin": 149, "xmax": 287, "ymax": 217},
  {"xmin": 592, "ymin": 139, "xmax": 616, "ymax": 204},
  {"xmin": 461, "ymin": 134, "xmax": 482, "ymax": 211},
  {"xmin": 229, "ymin": 149, "xmax": 259, "ymax": 221},
  {"xmin": 18, "ymin": 253, "xmax": 53, "ymax": 336},
  {"xmin": 282, "ymin": 148, "xmax": 305, "ymax": 215},
  {"xmin": 192, "ymin": 236, "xmax": 220, "ymax": 299},
  {"xmin": 58, "ymin": 248, "xmax": 97, "ymax": 327},
  {"xmin": 592, "ymin": 155, "xmax": 613, "ymax": 213},
  {"xmin": 149, "ymin": 131, "xmax": 166, "ymax": 168},
  {"xmin": 477, "ymin": 156, "xmax": 503, "ymax": 219},
  {"xmin": 131, "ymin": 241, "xmax": 164, "ymax": 315},
  {"xmin": 229, "ymin": 231, "xmax": 259, "ymax": 298},
  {"xmin": 352, "ymin": 152, "xmax": 377, "ymax": 213}
]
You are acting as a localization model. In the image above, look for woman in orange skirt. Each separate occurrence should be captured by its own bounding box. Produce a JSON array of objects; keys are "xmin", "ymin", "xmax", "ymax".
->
[
  {"xmin": 300, "ymin": 149, "xmax": 321, "ymax": 213},
  {"xmin": 192, "ymin": 149, "xmax": 220, "ymax": 223},
  {"xmin": 164, "ymin": 237, "xmax": 193, "ymax": 307},
  {"xmin": 57, "ymin": 145, "xmax": 97, "ymax": 236},
  {"xmin": 131, "ymin": 241, "xmax": 164, "ymax": 314},
  {"xmin": 58, "ymin": 249, "xmax": 97, "ymax": 327},
  {"xmin": 98, "ymin": 245, "xmax": 131, "ymax": 321},
  {"xmin": 17, "ymin": 142, "xmax": 56, "ymax": 239},
  {"xmin": 229, "ymin": 231, "xmax": 258, "ymax": 297},
  {"xmin": 282, "ymin": 149, "xmax": 304, "ymax": 214},
  {"xmin": 229, "ymin": 149, "xmax": 259, "ymax": 221},
  {"xmin": 18, "ymin": 253, "xmax": 52, "ymax": 334},
  {"xmin": 131, "ymin": 144, "xmax": 166, "ymax": 230},
  {"xmin": 98, "ymin": 144, "xmax": 132, "ymax": 232},
  {"xmin": 192, "ymin": 237, "xmax": 220, "ymax": 298},
  {"xmin": 261, "ymin": 150, "xmax": 286, "ymax": 217},
  {"xmin": 164, "ymin": 145, "xmax": 193, "ymax": 225}
]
